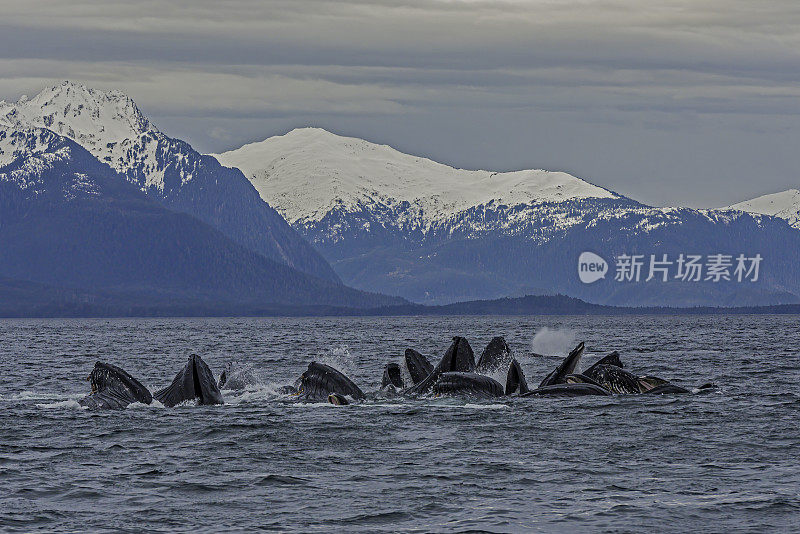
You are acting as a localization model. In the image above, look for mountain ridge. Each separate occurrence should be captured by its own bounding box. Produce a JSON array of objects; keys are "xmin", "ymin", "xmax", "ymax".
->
[
  {"xmin": 1, "ymin": 82, "xmax": 340, "ymax": 282},
  {"xmin": 0, "ymin": 124, "xmax": 404, "ymax": 309},
  {"xmin": 726, "ymin": 189, "xmax": 800, "ymax": 229},
  {"xmin": 215, "ymin": 127, "xmax": 800, "ymax": 306}
]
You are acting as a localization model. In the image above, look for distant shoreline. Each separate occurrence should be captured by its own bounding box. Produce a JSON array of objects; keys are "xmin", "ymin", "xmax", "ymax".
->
[{"xmin": 1, "ymin": 289, "xmax": 798, "ymax": 319}]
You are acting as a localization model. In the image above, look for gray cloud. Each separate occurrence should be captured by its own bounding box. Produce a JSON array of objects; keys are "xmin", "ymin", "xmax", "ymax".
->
[{"xmin": 1, "ymin": 0, "xmax": 799, "ymax": 207}]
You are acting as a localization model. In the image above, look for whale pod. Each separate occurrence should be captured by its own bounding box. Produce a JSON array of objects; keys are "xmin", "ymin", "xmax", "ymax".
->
[
  {"xmin": 432, "ymin": 372, "xmax": 504, "ymax": 399},
  {"xmin": 154, "ymin": 354, "xmax": 224, "ymax": 407},
  {"xmin": 297, "ymin": 362, "xmax": 365, "ymax": 402},
  {"xmin": 79, "ymin": 362, "xmax": 152, "ymax": 410}
]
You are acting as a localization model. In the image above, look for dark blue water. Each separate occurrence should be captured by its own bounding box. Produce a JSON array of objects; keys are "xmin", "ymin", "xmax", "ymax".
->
[{"xmin": 1, "ymin": 315, "xmax": 798, "ymax": 532}]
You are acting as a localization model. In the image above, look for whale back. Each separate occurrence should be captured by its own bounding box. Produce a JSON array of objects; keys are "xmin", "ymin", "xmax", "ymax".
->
[{"xmin": 154, "ymin": 354, "xmax": 224, "ymax": 407}]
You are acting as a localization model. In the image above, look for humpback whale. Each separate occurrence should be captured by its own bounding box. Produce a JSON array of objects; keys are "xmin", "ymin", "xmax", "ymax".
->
[
  {"xmin": 404, "ymin": 348, "xmax": 434, "ymax": 385},
  {"xmin": 79, "ymin": 362, "xmax": 152, "ymax": 410},
  {"xmin": 583, "ymin": 364, "xmax": 642, "ymax": 394},
  {"xmin": 538, "ymin": 342, "xmax": 585, "ymax": 387},
  {"xmin": 580, "ymin": 355, "xmax": 704, "ymax": 395},
  {"xmin": 432, "ymin": 372, "xmax": 504, "ymax": 399},
  {"xmin": 505, "ymin": 358, "xmax": 530, "ymax": 395},
  {"xmin": 381, "ymin": 362, "xmax": 405, "ymax": 389},
  {"xmin": 297, "ymin": 362, "xmax": 365, "ymax": 402},
  {"xmin": 476, "ymin": 337, "xmax": 512, "ymax": 374},
  {"xmin": 154, "ymin": 355, "xmax": 224, "ymax": 407},
  {"xmin": 404, "ymin": 336, "xmax": 476, "ymax": 396},
  {"xmin": 584, "ymin": 352, "xmax": 623, "ymax": 376}
]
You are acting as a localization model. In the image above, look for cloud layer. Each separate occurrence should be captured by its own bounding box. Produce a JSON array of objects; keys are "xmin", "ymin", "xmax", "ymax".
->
[{"xmin": 2, "ymin": 0, "xmax": 799, "ymax": 206}]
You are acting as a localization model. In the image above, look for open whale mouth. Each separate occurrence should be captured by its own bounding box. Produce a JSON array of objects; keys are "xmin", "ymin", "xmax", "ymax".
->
[
  {"xmin": 191, "ymin": 356, "xmax": 205, "ymax": 405},
  {"xmin": 153, "ymin": 354, "xmax": 224, "ymax": 407},
  {"xmin": 539, "ymin": 342, "xmax": 585, "ymax": 387}
]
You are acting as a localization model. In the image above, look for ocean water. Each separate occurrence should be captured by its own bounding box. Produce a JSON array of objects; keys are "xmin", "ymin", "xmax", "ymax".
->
[{"xmin": 0, "ymin": 315, "xmax": 798, "ymax": 533}]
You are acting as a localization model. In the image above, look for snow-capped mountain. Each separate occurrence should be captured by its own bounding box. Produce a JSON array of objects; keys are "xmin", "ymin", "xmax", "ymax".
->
[
  {"xmin": 215, "ymin": 127, "xmax": 627, "ymax": 241},
  {"xmin": 216, "ymin": 128, "xmax": 800, "ymax": 306},
  {"xmin": 726, "ymin": 189, "xmax": 800, "ymax": 229},
  {"xmin": 0, "ymin": 82, "xmax": 339, "ymax": 282},
  {"xmin": 0, "ymin": 125, "xmax": 402, "ymax": 311}
]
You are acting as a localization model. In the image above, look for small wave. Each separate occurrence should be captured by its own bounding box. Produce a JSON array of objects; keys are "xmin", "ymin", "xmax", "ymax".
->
[
  {"xmin": 126, "ymin": 400, "xmax": 165, "ymax": 410},
  {"xmin": 288, "ymin": 401, "xmax": 338, "ymax": 408},
  {"xmin": 463, "ymin": 403, "xmax": 509, "ymax": 410},
  {"xmin": 253, "ymin": 474, "xmax": 309, "ymax": 486},
  {"xmin": 35, "ymin": 399, "xmax": 86, "ymax": 410},
  {"xmin": 222, "ymin": 383, "xmax": 296, "ymax": 405},
  {"xmin": 5, "ymin": 390, "xmax": 76, "ymax": 402}
]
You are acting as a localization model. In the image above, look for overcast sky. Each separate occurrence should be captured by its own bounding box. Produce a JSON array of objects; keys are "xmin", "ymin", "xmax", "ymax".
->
[{"xmin": 1, "ymin": 0, "xmax": 799, "ymax": 207}]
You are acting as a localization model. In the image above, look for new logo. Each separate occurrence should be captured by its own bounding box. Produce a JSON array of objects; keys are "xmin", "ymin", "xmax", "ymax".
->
[{"xmin": 578, "ymin": 252, "xmax": 608, "ymax": 284}]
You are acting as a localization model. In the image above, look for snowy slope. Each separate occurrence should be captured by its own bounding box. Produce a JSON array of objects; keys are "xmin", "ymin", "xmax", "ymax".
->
[
  {"xmin": 0, "ymin": 82, "xmax": 341, "ymax": 282},
  {"xmin": 727, "ymin": 189, "xmax": 800, "ymax": 229},
  {"xmin": 213, "ymin": 128, "xmax": 800, "ymax": 306},
  {"xmin": 215, "ymin": 127, "xmax": 620, "ymax": 229},
  {"xmin": 0, "ymin": 82, "xmax": 166, "ymax": 189},
  {"xmin": 0, "ymin": 126, "xmax": 77, "ymax": 194}
]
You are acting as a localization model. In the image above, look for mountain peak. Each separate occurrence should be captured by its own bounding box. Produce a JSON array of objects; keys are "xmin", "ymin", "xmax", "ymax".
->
[
  {"xmin": 727, "ymin": 189, "xmax": 800, "ymax": 228},
  {"xmin": 0, "ymin": 81, "xmax": 155, "ymax": 146},
  {"xmin": 214, "ymin": 128, "xmax": 622, "ymax": 225}
]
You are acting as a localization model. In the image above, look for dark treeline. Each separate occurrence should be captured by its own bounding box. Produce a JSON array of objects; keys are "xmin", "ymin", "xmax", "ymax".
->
[{"xmin": 1, "ymin": 282, "xmax": 797, "ymax": 318}]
